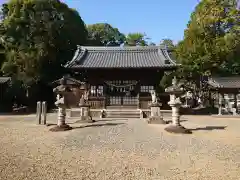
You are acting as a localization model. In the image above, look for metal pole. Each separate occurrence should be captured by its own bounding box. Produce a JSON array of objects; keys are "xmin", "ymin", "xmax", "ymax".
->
[
  {"xmin": 36, "ymin": 101, "xmax": 42, "ymax": 124},
  {"xmin": 42, "ymin": 101, "xmax": 47, "ymax": 125}
]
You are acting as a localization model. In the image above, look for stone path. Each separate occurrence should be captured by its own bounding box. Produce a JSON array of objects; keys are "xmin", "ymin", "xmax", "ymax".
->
[{"xmin": 0, "ymin": 114, "xmax": 240, "ymax": 180}]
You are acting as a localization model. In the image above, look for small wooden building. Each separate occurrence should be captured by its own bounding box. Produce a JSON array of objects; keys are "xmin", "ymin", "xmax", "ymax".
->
[
  {"xmin": 208, "ymin": 76, "xmax": 240, "ymax": 114},
  {"xmin": 65, "ymin": 46, "xmax": 177, "ymax": 109}
]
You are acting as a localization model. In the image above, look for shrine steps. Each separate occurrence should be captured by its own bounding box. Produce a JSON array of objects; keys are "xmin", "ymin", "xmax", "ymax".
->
[
  {"xmin": 106, "ymin": 106, "xmax": 138, "ymax": 109},
  {"xmin": 104, "ymin": 109, "xmax": 141, "ymax": 118},
  {"xmin": 68, "ymin": 108, "xmax": 144, "ymax": 119}
]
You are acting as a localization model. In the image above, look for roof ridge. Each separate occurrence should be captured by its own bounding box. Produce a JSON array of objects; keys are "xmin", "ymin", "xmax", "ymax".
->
[{"xmin": 79, "ymin": 45, "xmax": 166, "ymax": 51}]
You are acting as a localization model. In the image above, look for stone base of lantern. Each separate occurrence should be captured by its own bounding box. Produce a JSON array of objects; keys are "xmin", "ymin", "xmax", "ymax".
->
[
  {"xmin": 49, "ymin": 124, "xmax": 72, "ymax": 132},
  {"xmin": 147, "ymin": 116, "xmax": 166, "ymax": 124},
  {"xmin": 147, "ymin": 103, "xmax": 166, "ymax": 124},
  {"xmin": 75, "ymin": 116, "xmax": 95, "ymax": 123},
  {"xmin": 75, "ymin": 104, "xmax": 95, "ymax": 123},
  {"xmin": 164, "ymin": 124, "xmax": 192, "ymax": 134}
]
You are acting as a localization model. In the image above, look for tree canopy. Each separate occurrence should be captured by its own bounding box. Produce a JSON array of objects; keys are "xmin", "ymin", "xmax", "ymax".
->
[
  {"xmin": 0, "ymin": 0, "xmax": 88, "ymax": 86},
  {"xmin": 160, "ymin": 39, "xmax": 175, "ymax": 49},
  {"xmin": 87, "ymin": 23, "xmax": 125, "ymax": 46},
  {"xmin": 176, "ymin": 0, "xmax": 240, "ymax": 80},
  {"xmin": 125, "ymin": 33, "xmax": 148, "ymax": 46}
]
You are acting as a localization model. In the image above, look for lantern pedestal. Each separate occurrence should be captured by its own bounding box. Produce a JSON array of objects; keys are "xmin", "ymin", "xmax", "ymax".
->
[
  {"xmin": 164, "ymin": 99, "xmax": 191, "ymax": 134},
  {"xmin": 75, "ymin": 99, "xmax": 95, "ymax": 123},
  {"xmin": 164, "ymin": 124, "xmax": 191, "ymax": 134},
  {"xmin": 50, "ymin": 107, "xmax": 72, "ymax": 132},
  {"xmin": 147, "ymin": 103, "xmax": 166, "ymax": 124}
]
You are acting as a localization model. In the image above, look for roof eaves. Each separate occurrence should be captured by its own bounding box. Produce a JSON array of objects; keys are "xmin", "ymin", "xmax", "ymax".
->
[
  {"xmin": 163, "ymin": 48, "xmax": 177, "ymax": 65},
  {"xmin": 64, "ymin": 46, "xmax": 87, "ymax": 68},
  {"xmin": 69, "ymin": 64, "xmax": 178, "ymax": 69},
  {"xmin": 208, "ymin": 77, "xmax": 224, "ymax": 88},
  {"xmin": 51, "ymin": 77, "xmax": 84, "ymax": 85}
]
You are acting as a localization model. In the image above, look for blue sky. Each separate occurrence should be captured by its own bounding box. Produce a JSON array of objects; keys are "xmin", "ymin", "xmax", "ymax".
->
[{"xmin": 63, "ymin": 0, "xmax": 200, "ymax": 44}]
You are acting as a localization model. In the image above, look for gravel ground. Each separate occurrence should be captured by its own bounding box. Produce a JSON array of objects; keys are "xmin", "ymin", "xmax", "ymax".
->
[{"xmin": 0, "ymin": 114, "xmax": 240, "ymax": 180}]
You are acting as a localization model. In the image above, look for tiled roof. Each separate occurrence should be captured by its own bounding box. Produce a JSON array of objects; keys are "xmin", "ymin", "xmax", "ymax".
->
[
  {"xmin": 51, "ymin": 77, "xmax": 84, "ymax": 85},
  {"xmin": 0, "ymin": 77, "xmax": 11, "ymax": 84},
  {"xmin": 65, "ymin": 46, "xmax": 178, "ymax": 69},
  {"xmin": 208, "ymin": 77, "xmax": 240, "ymax": 89}
]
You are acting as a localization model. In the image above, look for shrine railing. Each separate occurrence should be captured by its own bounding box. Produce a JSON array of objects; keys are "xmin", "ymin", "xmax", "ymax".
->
[{"xmin": 88, "ymin": 96, "xmax": 106, "ymax": 109}]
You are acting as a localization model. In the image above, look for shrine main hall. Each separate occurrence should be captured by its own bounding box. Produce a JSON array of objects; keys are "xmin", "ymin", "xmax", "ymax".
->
[{"xmin": 64, "ymin": 45, "xmax": 177, "ymax": 110}]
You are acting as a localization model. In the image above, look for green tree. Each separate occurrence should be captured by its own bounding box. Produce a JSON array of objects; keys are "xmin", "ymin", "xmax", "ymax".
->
[
  {"xmin": 87, "ymin": 23, "xmax": 125, "ymax": 46},
  {"xmin": 0, "ymin": 0, "xmax": 87, "ymax": 86},
  {"xmin": 160, "ymin": 38, "xmax": 177, "ymax": 60},
  {"xmin": 0, "ymin": 42, "xmax": 5, "ymax": 75},
  {"xmin": 0, "ymin": 0, "xmax": 88, "ymax": 110},
  {"xmin": 160, "ymin": 39, "xmax": 175, "ymax": 49},
  {"xmin": 176, "ymin": 0, "xmax": 240, "ymax": 80},
  {"xmin": 125, "ymin": 33, "xmax": 148, "ymax": 46}
]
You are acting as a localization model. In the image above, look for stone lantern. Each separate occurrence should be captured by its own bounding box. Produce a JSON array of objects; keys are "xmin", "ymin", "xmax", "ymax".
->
[
  {"xmin": 50, "ymin": 76, "xmax": 72, "ymax": 131},
  {"xmin": 165, "ymin": 77, "xmax": 192, "ymax": 134}
]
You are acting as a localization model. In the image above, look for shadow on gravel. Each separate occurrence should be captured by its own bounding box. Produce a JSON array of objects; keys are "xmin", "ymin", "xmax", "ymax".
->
[
  {"xmin": 46, "ymin": 122, "xmax": 76, "ymax": 126},
  {"xmin": 72, "ymin": 122, "xmax": 125, "ymax": 129},
  {"xmin": 189, "ymin": 126, "xmax": 227, "ymax": 131},
  {"xmin": 165, "ymin": 119, "xmax": 188, "ymax": 124},
  {"xmin": 95, "ymin": 119, "xmax": 128, "ymax": 122}
]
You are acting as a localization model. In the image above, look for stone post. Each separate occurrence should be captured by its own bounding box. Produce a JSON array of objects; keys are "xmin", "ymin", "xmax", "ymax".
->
[
  {"xmin": 41, "ymin": 101, "xmax": 47, "ymax": 125},
  {"xmin": 36, "ymin": 101, "xmax": 42, "ymax": 124}
]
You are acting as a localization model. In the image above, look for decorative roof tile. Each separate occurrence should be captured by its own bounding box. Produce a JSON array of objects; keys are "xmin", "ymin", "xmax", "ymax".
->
[
  {"xmin": 0, "ymin": 77, "xmax": 11, "ymax": 84},
  {"xmin": 208, "ymin": 77, "xmax": 240, "ymax": 89},
  {"xmin": 51, "ymin": 76, "xmax": 84, "ymax": 86},
  {"xmin": 65, "ymin": 46, "xmax": 178, "ymax": 69}
]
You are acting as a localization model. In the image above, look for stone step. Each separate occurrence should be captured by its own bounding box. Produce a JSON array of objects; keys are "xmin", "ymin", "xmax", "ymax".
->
[
  {"xmin": 105, "ymin": 114, "xmax": 140, "ymax": 118},
  {"xmin": 106, "ymin": 106, "xmax": 138, "ymax": 109},
  {"xmin": 105, "ymin": 109, "xmax": 141, "ymax": 118}
]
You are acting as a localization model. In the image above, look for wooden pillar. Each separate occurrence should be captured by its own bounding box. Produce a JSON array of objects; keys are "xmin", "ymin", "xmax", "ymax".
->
[
  {"xmin": 137, "ymin": 81, "xmax": 141, "ymax": 109},
  {"xmin": 137, "ymin": 93, "xmax": 140, "ymax": 109},
  {"xmin": 103, "ymin": 83, "xmax": 107, "ymax": 108},
  {"xmin": 234, "ymin": 93, "xmax": 237, "ymax": 113},
  {"xmin": 218, "ymin": 92, "xmax": 223, "ymax": 115}
]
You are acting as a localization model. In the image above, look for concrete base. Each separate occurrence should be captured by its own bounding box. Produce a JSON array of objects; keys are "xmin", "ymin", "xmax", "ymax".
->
[
  {"xmin": 49, "ymin": 124, "xmax": 72, "ymax": 132},
  {"xmin": 75, "ymin": 116, "xmax": 95, "ymax": 123},
  {"xmin": 147, "ymin": 116, "xmax": 166, "ymax": 124},
  {"xmin": 164, "ymin": 124, "xmax": 192, "ymax": 134}
]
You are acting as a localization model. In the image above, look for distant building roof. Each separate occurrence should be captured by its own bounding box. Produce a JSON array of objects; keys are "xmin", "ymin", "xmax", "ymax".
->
[
  {"xmin": 65, "ymin": 46, "xmax": 178, "ymax": 69},
  {"xmin": 208, "ymin": 76, "xmax": 240, "ymax": 89},
  {"xmin": 0, "ymin": 77, "xmax": 11, "ymax": 84}
]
